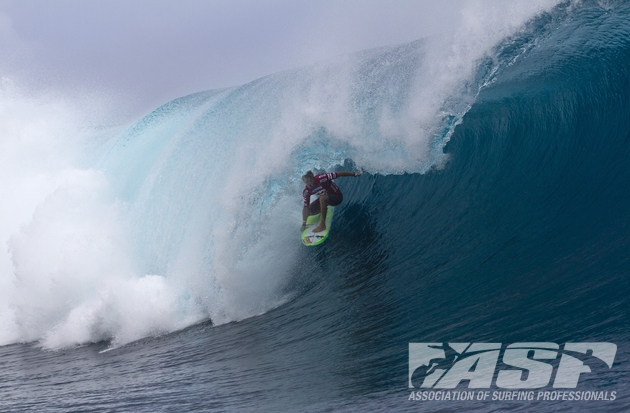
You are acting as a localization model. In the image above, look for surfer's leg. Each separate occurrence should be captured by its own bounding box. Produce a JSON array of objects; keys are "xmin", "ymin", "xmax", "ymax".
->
[
  {"xmin": 313, "ymin": 195, "xmax": 329, "ymax": 233},
  {"xmin": 308, "ymin": 199, "xmax": 321, "ymax": 216}
]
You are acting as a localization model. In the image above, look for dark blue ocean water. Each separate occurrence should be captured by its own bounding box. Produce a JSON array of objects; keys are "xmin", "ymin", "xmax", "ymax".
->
[{"xmin": 1, "ymin": 1, "xmax": 629, "ymax": 412}]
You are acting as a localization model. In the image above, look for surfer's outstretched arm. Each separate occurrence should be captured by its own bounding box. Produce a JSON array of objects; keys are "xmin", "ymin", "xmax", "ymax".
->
[{"xmin": 335, "ymin": 171, "xmax": 362, "ymax": 178}]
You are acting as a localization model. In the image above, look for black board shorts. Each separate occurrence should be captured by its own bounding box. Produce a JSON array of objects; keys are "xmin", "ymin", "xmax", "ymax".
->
[{"xmin": 309, "ymin": 193, "xmax": 343, "ymax": 214}]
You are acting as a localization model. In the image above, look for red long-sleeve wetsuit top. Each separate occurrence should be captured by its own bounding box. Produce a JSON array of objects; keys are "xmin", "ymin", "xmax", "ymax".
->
[{"xmin": 302, "ymin": 172, "xmax": 342, "ymax": 207}]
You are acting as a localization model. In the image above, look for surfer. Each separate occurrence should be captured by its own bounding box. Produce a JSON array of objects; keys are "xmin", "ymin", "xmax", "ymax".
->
[{"xmin": 301, "ymin": 170, "xmax": 362, "ymax": 233}]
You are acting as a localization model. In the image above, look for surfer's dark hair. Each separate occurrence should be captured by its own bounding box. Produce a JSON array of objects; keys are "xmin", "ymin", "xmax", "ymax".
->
[{"xmin": 302, "ymin": 171, "xmax": 314, "ymax": 180}]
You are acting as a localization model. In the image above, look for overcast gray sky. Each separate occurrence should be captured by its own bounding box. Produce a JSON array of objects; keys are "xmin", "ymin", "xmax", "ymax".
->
[{"xmin": 0, "ymin": 0, "xmax": 470, "ymax": 116}]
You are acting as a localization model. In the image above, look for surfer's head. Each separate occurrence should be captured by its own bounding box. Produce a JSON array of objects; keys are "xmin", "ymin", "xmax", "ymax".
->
[{"xmin": 302, "ymin": 171, "xmax": 315, "ymax": 187}]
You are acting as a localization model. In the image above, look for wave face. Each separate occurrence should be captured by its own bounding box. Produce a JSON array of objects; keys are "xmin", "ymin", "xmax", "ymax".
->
[{"xmin": 1, "ymin": 1, "xmax": 630, "ymax": 412}]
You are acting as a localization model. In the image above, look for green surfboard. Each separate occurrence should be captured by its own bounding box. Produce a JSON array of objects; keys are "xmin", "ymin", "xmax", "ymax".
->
[{"xmin": 301, "ymin": 206, "xmax": 334, "ymax": 246}]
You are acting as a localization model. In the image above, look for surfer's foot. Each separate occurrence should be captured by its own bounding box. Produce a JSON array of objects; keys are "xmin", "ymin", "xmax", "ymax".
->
[{"xmin": 313, "ymin": 223, "xmax": 326, "ymax": 233}]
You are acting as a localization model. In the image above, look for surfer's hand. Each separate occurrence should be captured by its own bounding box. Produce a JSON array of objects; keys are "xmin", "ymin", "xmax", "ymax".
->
[{"xmin": 354, "ymin": 171, "xmax": 362, "ymax": 177}]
